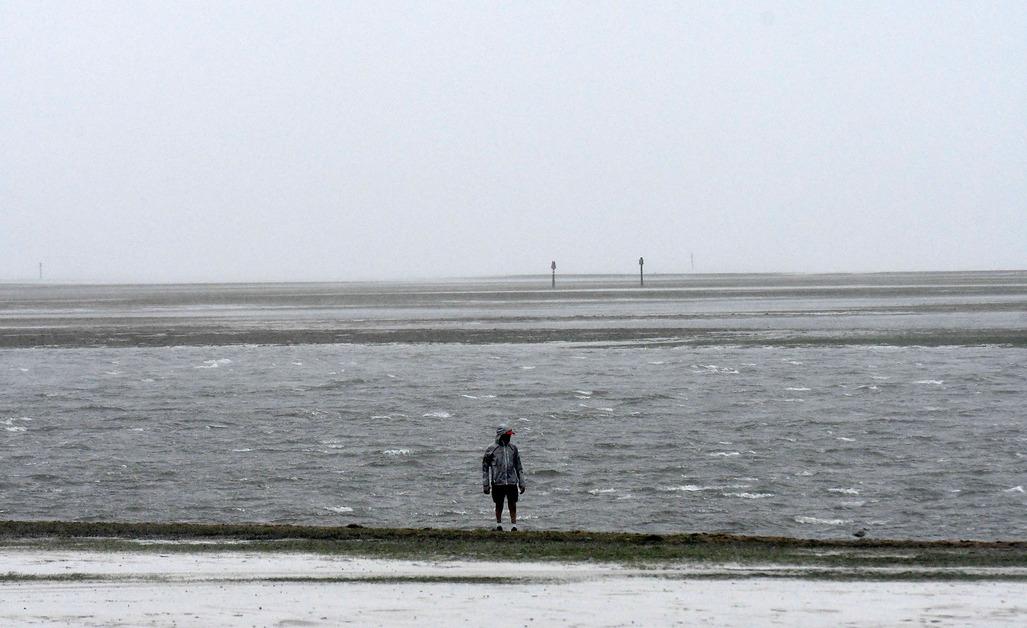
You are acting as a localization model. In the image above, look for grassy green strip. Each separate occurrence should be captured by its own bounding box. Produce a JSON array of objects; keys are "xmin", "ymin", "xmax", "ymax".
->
[{"xmin": 2, "ymin": 520, "xmax": 1025, "ymax": 569}]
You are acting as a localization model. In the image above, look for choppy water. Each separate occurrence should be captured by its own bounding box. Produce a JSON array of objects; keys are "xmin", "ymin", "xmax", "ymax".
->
[{"xmin": 1, "ymin": 273, "xmax": 1025, "ymax": 539}]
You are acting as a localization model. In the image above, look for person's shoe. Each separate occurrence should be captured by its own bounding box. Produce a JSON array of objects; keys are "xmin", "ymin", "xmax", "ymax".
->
[
  {"xmin": 510, "ymin": 525, "xmax": 518, "ymax": 532},
  {"xmin": 495, "ymin": 524, "xmax": 503, "ymax": 531}
]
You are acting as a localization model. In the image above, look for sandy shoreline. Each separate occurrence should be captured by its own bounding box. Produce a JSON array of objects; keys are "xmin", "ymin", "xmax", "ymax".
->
[{"xmin": 3, "ymin": 547, "xmax": 1027, "ymax": 626}]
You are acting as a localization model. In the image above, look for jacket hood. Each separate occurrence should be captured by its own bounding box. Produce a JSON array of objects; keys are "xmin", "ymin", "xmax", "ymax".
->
[{"xmin": 495, "ymin": 424, "xmax": 514, "ymax": 442}]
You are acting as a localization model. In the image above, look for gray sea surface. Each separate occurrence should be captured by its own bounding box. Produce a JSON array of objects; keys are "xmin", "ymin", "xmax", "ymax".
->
[{"xmin": 1, "ymin": 272, "xmax": 1025, "ymax": 539}]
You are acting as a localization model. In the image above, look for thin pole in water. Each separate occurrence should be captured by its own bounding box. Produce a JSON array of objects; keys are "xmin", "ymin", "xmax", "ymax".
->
[
  {"xmin": 639, "ymin": 257, "xmax": 644, "ymax": 287},
  {"xmin": 551, "ymin": 260, "xmax": 556, "ymax": 288}
]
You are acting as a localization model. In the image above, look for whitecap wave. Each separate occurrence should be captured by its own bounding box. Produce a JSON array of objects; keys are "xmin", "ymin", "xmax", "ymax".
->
[
  {"xmin": 1004, "ymin": 486, "xmax": 1024, "ymax": 493},
  {"xmin": 588, "ymin": 488, "xmax": 616, "ymax": 495},
  {"xmin": 709, "ymin": 451, "xmax": 741, "ymax": 457},
  {"xmin": 795, "ymin": 516, "xmax": 847, "ymax": 525},
  {"xmin": 695, "ymin": 364, "xmax": 739, "ymax": 374},
  {"xmin": 382, "ymin": 449, "xmax": 412, "ymax": 456},
  {"xmin": 786, "ymin": 387, "xmax": 811, "ymax": 391},
  {"xmin": 828, "ymin": 488, "xmax": 860, "ymax": 495},
  {"xmin": 723, "ymin": 492, "xmax": 773, "ymax": 499},
  {"xmin": 422, "ymin": 411, "xmax": 451, "ymax": 419},
  {"xmin": 914, "ymin": 380, "xmax": 944, "ymax": 385},
  {"xmin": 326, "ymin": 506, "xmax": 354, "ymax": 513}
]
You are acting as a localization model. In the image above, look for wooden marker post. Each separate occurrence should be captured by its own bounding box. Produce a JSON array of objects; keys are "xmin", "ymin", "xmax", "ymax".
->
[
  {"xmin": 639, "ymin": 257, "xmax": 644, "ymax": 287},
  {"xmin": 551, "ymin": 260, "xmax": 556, "ymax": 288}
]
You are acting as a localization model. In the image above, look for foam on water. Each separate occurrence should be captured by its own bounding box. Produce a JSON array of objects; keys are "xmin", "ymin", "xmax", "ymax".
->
[
  {"xmin": 422, "ymin": 411, "xmax": 451, "ymax": 419},
  {"xmin": 795, "ymin": 516, "xmax": 848, "ymax": 526},
  {"xmin": 325, "ymin": 506, "xmax": 354, "ymax": 514},
  {"xmin": 695, "ymin": 364, "xmax": 739, "ymax": 374}
]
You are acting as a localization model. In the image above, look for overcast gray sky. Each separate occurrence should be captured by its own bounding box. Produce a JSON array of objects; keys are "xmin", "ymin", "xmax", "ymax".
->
[{"xmin": 2, "ymin": 1, "xmax": 1024, "ymax": 282}]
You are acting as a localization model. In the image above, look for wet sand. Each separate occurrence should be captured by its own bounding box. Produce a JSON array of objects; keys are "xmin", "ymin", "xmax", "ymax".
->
[{"xmin": 3, "ymin": 548, "xmax": 1026, "ymax": 627}]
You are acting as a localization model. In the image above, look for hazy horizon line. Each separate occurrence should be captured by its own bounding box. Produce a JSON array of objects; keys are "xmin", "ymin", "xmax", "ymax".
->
[{"xmin": 3, "ymin": 267, "xmax": 1025, "ymax": 288}]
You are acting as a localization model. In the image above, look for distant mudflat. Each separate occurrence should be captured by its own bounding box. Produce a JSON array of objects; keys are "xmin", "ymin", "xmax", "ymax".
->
[{"xmin": 1, "ymin": 271, "xmax": 1024, "ymax": 348}]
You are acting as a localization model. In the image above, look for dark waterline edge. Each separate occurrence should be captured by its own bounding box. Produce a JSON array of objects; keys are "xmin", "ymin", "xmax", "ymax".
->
[
  {"xmin": 2, "ymin": 520, "xmax": 1025, "ymax": 573},
  {"xmin": 2, "ymin": 327, "xmax": 1026, "ymax": 349}
]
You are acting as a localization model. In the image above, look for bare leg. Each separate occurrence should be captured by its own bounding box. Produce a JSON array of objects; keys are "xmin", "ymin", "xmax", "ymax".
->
[
  {"xmin": 509, "ymin": 502, "xmax": 517, "ymax": 525},
  {"xmin": 495, "ymin": 500, "xmax": 503, "ymax": 524}
]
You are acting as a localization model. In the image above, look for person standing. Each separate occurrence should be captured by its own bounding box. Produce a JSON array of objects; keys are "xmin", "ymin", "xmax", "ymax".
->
[{"xmin": 482, "ymin": 424, "xmax": 526, "ymax": 531}]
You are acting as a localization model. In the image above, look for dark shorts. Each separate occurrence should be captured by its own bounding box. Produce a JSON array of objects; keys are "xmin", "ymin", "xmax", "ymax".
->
[{"xmin": 491, "ymin": 484, "xmax": 519, "ymax": 506}]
